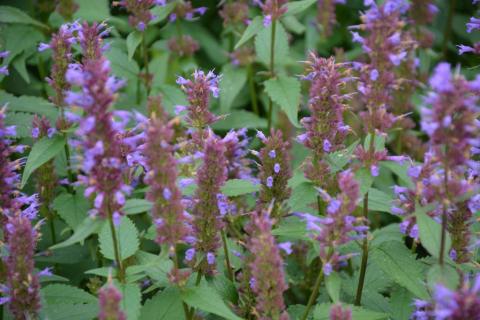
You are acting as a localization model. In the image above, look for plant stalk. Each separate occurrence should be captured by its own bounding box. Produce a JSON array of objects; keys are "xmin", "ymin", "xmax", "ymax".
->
[
  {"xmin": 439, "ymin": 154, "xmax": 450, "ymax": 266},
  {"xmin": 247, "ymin": 63, "xmax": 260, "ymax": 116},
  {"xmin": 108, "ymin": 214, "xmax": 125, "ymax": 282},
  {"xmin": 142, "ymin": 33, "xmax": 151, "ymax": 95},
  {"xmin": 267, "ymin": 20, "xmax": 277, "ymax": 131},
  {"xmin": 301, "ymin": 262, "xmax": 326, "ymax": 320},
  {"xmin": 221, "ymin": 230, "xmax": 235, "ymax": 282},
  {"xmin": 355, "ymin": 192, "xmax": 369, "ymax": 306}
]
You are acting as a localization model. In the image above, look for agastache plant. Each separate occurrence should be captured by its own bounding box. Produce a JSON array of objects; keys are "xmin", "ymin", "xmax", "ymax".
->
[
  {"xmin": 113, "ymin": 0, "xmax": 160, "ymax": 31},
  {"xmin": 246, "ymin": 209, "xmax": 289, "ymax": 320},
  {"xmin": 329, "ymin": 304, "xmax": 352, "ymax": 320},
  {"xmin": 299, "ymin": 170, "xmax": 367, "ymax": 320},
  {"xmin": 300, "ymin": 54, "xmax": 352, "ymax": 190},
  {"xmin": 188, "ymin": 132, "xmax": 228, "ymax": 277},
  {"xmin": 255, "ymin": 129, "xmax": 292, "ymax": 218},
  {"xmin": 2, "ymin": 213, "xmax": 41, "ymax": 319},
  {"xmin": 65, "ymin": 22, "xmax": 130, "ymax": 280},
  {"xmin": 458, "ymin": 1, "xmax": 480, "ymax": 55},
  {"xmin": 98, "ymin": 281, "xmax": 126, "ymax": 320}
]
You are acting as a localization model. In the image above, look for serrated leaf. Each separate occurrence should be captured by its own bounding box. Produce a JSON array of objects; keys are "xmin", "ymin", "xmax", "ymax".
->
[
  {"xmin": 104, "ymin": 47, "xmax": 140, "ymax": 82},
  {"xmin": 221, "ymin": 179, "xmax": 260, "ymax": 197},
  {"xmin": 355, "ymin": 168, "xmax": 374, "ymax": 197},
  {"xmin": 123, "ymin": 199, "xmax": 152, "ymax": 215},
  {"xmin": 264, "ymin": 75, "xmax": 300, "ymax": 127},
  {"xmin": 255, "ymin": 22, "xmax": 289, "ymax": 67},
  {"xmin": 181, "ymin": 285, "xmax": 242, "ymax": 320},
  {"xmin": 116, "ymin": 282, "xmax": 142, "ymax": 320},
  {"xmin": 0, "ymin": 90, "xmax": 58, "ymax": 121},
  {"xmin": 42, "ymin": 284, "xmax": 97, "ymax": 305},
  {"xmin": 314, "ymin": 303, "xmax": 388, "ymax": 320},
  {"xmin": 371, "ymin": 241, "xmax": 429, "ymax": 299},
  {"xmin": 325, "ymin": 272, "xmax": 341, "ymax": 303},
  {"xmin": 74, "ymin": 0, "xmax": 110, "ymax": 22},
  {"xmin": 235, "ymin": 16, "xmax": 263, "ymax": 49},
  {"xmin": 0, "ymin": 6, "xmax": 47, "ymax": 28},
  {"xmin": 416, "ymin": 208, "xmax": 452, "ymax": 259},
  {"xmin": 5, "ymin": 112, "xmax": 34, "ymax": 138},
  {"xmin": 99, "ymin": 216, "xmax": 139, "ymax": 261},
  {"xmin": 220, "ymin": 65, "xmax": 247, "ymax": 113},
  {"xmin": 326, "ymin": 140, "xmax": 360, "ymax": 173},
  {"xmin": 212, "ymin": 110, "xmax": 267, "ymax": 130},
  {"xmin": 272, "ymin": 216, "xmax": 308, "ymax": 240},
  {"xmin": 21, "ymin": 135, "xmax": 66, "ymax": 188},
  {"xmin": 127, "ymin": 31, "xmax": 143, "ymax": 60},
  {"xmin": 140, "ymin": 287, "xmax": 185, "ymax": 320},
  {"xmin": 42, "ymin": 303, "xmax": 99, "ymax": 320},
  {"xmin": 288, "ymin": 182, "xmax": 317, "ymax": 213},
  {"xmin": 52, "ymin": 192, "xmax": 90, "ymax": 230},
  {"xmin": 285, "ymin": 0, "xmax": 317, "ymax": 17},
  {"xmin": 358, "ymin": 188, "xmax": 394, "ymax": 214},
  {"xmin": 50, "ymin": 217, "xmax": 105, "ymax": 250}
]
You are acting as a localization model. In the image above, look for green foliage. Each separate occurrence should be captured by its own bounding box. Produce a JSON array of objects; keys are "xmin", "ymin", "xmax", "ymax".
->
[
  {"xmin": 416, "ymin": 207, "xmax": 452, "ymax": 259},
  {"xmin": 0, "ymin": 6, "xmax": 47, "ymax": 28},
  {"xmin": 127, "ymin": 31, "xmax": 143, "ymax": 60},
  {"xmin": 314, "ymin": 303, "xmax": 388, "ymax": 320},
  {"xmin": 235, "ymin": 16, "xmax": 264, "ymax": 49},
  {"xmin": 264, "ymin": 75, "xmax": 301, "ymax": 127},
  {"xmin": 255, "ymin": 22, "xmax": 289, "ymax": 67},
  {"xmin": 52, "ymin": 192, "xmax": 90, "ymax": 230},
  {"xmin": 99, "ymin": 216, "xmax": 140, "ymax": 260},
  {"xmin": 41, "ymin": 284, "xmax": 99, "ymax": 320},
  {"xmin": 221, "ymin": 179, "xmax": 260, "ymax": 197},
  {"xmin": 219, "ymin": 64, "xmax": 247, "ymax": 113},
  {"xmin": 140, "ymin": 287, "xmax": 185, "ymax": 320}
]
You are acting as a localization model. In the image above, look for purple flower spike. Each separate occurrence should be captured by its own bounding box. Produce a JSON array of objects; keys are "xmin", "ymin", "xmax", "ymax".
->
[{"xmin": 98, "ymin": 282, "xmax": 126, "ymax": 320}]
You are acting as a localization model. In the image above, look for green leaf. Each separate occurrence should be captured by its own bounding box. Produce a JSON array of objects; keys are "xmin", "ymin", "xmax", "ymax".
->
[
  {"xmin": 42, "ymin": 304, "xmax": 99, "ymax": 320},
  {"xmin": 255, "ymin": 22, "xmax": 289, "ymax": 67},
  {"xmin": 355, "ymin": 168, "xmax": 374, "ymax": 197},
  {"xmin": 264, "ymin": 75, "xmax": 301, "ymax": 127},
  {"xmin": 326, "ymin": 140, "xmax": 360, "ymax": 173},
  {"xmin": 140, "ymin": 287, "xmax": 185, "ymax": 320},
  {"xmin": 371, "ymin": 241, "xmax": 429, "ymax": 299},
  {"xmin": 52, "ymin": 193, "xmax": 90, "ymax": 230},
  {"xmin": 0, "ymin": 90, "xmax": 58, "ymax": 121},
  {"xmin": 21, "ymin": 135, "xmax": 66, "ymax": 188},
  {"xmin": 220, "ymin": 65, "xmax": 247, "ymax": 113},
  {"xmin": 221, "ymin": 179, "xmax": 260, "ymax": 197},
  {"xmin": 117, "ymin": 282, "xmax": 142, "ymax": 320},
  {"xmin": 0, "ymin": 6, "xmax": 48, "ymax": 28},
  {"xmin": 42, "ymin": 284, "xmax": 97, "ymax": 305},
  {"xmin": 74, "ymin": 0, "xmax": 110, "ymax": 22},
  {"xmin": 213, "ymin": 110, "xmax": 267, "ymax": 130},
  {"xmin": 415, "ymin": 208, "xmax": 452, "ymax": 258},
  {"xmin": 288, "ymin": 182, "xmax": 317, "ymax": 212},
  {"xmin": 50, "ymin": 218, "xmax": 105, "ymax": 250},
  {"xmin": 364, "ymin": 133, "xmax": 386, "ymax": 152},
  {"xmin": 285, "ymin": 0, "xmax": 317, "ymax": 17},
  {"xmin": 4, "ymin": 112, "xmax": 34, "ymax": 138},
  {"xmin": 181, "ymin": 285, "xmax": 242, "ymax": 320},
  {"xmin": 314, "ymin": 303, "xmax": 388, "ymax": 320},
  {"xmin": 156, "ymin": 84, "xmax": 187, "ymax": 115},
  {"xmin": 183, "ymin": 24, "xmax": 227, "ymax": 65},
  {"xmin": 123, "ymin": 199, "xmax": 152, "ymax": 215},
  {"xmin": 272, "ymin": 216, "xmax": 309, "ymax": 240},
  {"xmin": 12, "ymin": 51, "xmax": 31, "ymax": 83},
  {"xmin": 150, "ymin": 2, "xmax": 176, "ymax": 24},
  {"xmin": 127, "ymin": 31, "xmax": 143, "ymax": 60},
  {"xmin": 235, "ymin": 16, "xmax": 263, "ymax": 49},
  {"xmin": 105, "ymin": 47, "xmax": 140, "ymax": 82},
  {"xmin": 99, "ymin": 216, "xmax": 139, "ymax": 261},
  {"xmin": 358, "ymin": 188, "xmax": 394, "ymax": 214},
  {"xmin": 42, "ymin": 284, "xmax": 99, "ymax": 320},
  {"xmin": 281, "ymin": 15, "xmax": 306, "ymax": 34},
  {"xmin": 325, "ymin": 272, "xmax": 341, "ymax": 303},
  {"xmin": 380, "ymin": 161, "xmax": 414, "ymax": 188},
  {"xmin": 0, "ymin": 24, "xmax": 44, "ymax": 69},
  {"xmin": 427, "ymin": 264, "xmax": 460, "ymax": 291},
  {"xmin": 389, "ymin": 287, "xmax": 414, "ymax": 320},
  {"xmin": 135, "ymin": 251, "xmax": 173, "ymax": 286}
]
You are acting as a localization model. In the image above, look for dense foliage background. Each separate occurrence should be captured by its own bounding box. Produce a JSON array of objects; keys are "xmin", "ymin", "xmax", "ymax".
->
[{"xmin": 0, "ymin": 0, "xmax": 479, "ymax": 319}]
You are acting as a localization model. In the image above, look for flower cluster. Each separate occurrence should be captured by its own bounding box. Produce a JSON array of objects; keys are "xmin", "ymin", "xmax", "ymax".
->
[
  {"xmin": 143, "ymin": 102, "xmax": 191, "ymax": 248},
  {"xmin": 329, "ymin": 304, "xmax": 352, "ymax": 320},
  {"xmin": 253, "ymin": 0, "xmax": 288, "ymax": 27},
  {"xmin": 114, "ymin": 0, "xmax": 162, "ymax": 31},
  {"xmin": 300, "ymin": 54, "xmax": 352, "ymax": 188},
  {"xmin": 255, "ymin": 129, "xmax": 292, "ymax": 218},
  {"xmin": 229, "ymin": 47, "xmax": 255, "ymax": 67},
  {"xmin": 317, "ymin": 0, "xmax": 345, "ymax": 37},
  {"xmin": 223, "ymin": 128, "xmax": 252, "ymax": 180},
  {"xmin": 98, "ymin": 282, "xmax": 126, "ymax": 320},
  {"xmin": 459, "ymin": 2, "xmax": 480, "ymax": 55},
  {"xmin": 78, "ymin": 21, "xmax": 110, "ymax": 61},
  {"xmin": 189, "ymin": 133, "xmax": 228, "ymax": 275},
  {"xmin": 409, "ymin": 0, "xmax": 437, "ymax": 48},
  {"xmin": 351, "ymin": 0, "xmax": 414, "ymax": 134},
  {"xmin": 298, "ymin": 170, "xmax": 367, "ymax": 275},
  {"xmin": 246, "ymin": 210, "xmax": 289, "ymax": 320},
  {"xmin": 163, "ymin": 1, "xmax": 207, "ymax": 22},
  {"xmin": 2, "ymin": 214, "xmax": 41, "ymax": 319},
  {"xmin": 39, "ymin": 22, "xmax": 76, "ymax": 107},
  {"xmin": 65, "ymin": 23, "xmax": 131, "ymax": 225},
  {"xmin": 219, "ymin": 0, "xmax": 249, "ymax": 27},
  {"xmin": 167, "ymin": 35, "xmax": 199, "ymax": 57},
  {"xmin": 0, "ymin": 50, "xmax": 9, "ymax": 76},
  {"xmin": 176, "ymin": 70, "xmax": 221, "ymax": 129}
]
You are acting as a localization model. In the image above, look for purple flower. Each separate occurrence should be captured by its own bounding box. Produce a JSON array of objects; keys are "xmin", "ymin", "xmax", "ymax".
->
[
  {"xmin": 98, "ymin": 282, "xmax": 126, "ymax": 320},
  {"xmin": 278, "ymin": 242, "xmax": 292, "ymax": 254},
  {"xmin": 185, "ymin": 248, "xmax": 195, "ymax": 261},
  {"xmin": 254, "ymin": 0, "xmax": 288, "ymax": 26},
  {"xmin": 330, "ymin": 304, "xmax": 352, "ymax": 320}
]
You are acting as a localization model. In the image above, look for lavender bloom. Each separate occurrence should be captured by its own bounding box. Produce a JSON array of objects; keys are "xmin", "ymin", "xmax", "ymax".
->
[
  {"xmin": 256, "ymin": 129, "xmax": 292, "ymax": 218},
  {"xmin": 3, "ymin": 214, "xmax": 41, "ymax": 319},
  {"xmin": 166, "ymin": 1, "xmax": 207, "ymax": 22},
  {"xmin": 176, "ymin": 70, "xmax": 221, "ymax": 129},
  {"xmin": 66, "ymin": 23, "xmax": 131, "ymax": 223},
  {"xmin": 223, "ymin": 128, "xmax": 253, "ymax": 180},
  {"xmin": 246, "ymin": 210, "xmax": 289, "ymax": 320},
  {"xmin": 143, "ymin": 102, "xmax": 191, "ymax": 248},
  {"xmin": 317, "ymin": 0, "xmax": 345, "ymax": 37},
  {"xmin": 0, "ymin": 50, "xmax": 9, "ymax": 76},
  {"xmin": 113, "ymin": 0, "xmax": 158, "ymax": 31},
  {"xmin": 330, "ymin": 304, "xmax": 352, "ymax": 320},
  {"xmin": 98, "ymin": 282, "xmax": 126, "ymax": 320},
  {"xmin": 298, "ymin": 170, "xmax": 367, "ymax": 274},
  {"xmin": 190, "ymin": 133, "xmax": 228, "ymax": 275},
  {"xmin": 78, "ymin": 21, "xmax": 109, "ymax": 61},
  {"xmin": 253, "ymin": 0, "xmax": 288, "ymax": 27},
  {"xmin": 459, "ymin": 14, "xmax": 480, "ymax": 55},
  {"xmin": 301, "ymin": 54, "xmax": 352, "ymax": 188}
]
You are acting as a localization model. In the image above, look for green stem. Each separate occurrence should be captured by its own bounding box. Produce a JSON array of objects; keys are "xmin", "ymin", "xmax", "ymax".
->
[
  {"xmin": 439, "ymin": 153, "xmax": 450, "ymax": 266},
  {"xmin": 108, "ymin": 215, "xmax": 125, "ymax": 283},
  {"xmin": 49, "ymin": 218, "xmax": 57, "ymax": 245},
  {"xmin": 267, "ymin": 20, "xmax": 277, "ymax": 131},
  {"xmin": 142, "ymin": 33, "xmax": 151, "ymax": 95},
  {"xmin": 247, "ymin": 63, "xmax": 260, "ymax": 116},
  {"xmin": 221, "ymin": 230, "xmax": 234, "ymax": 282},
  {"xmin": 441, "ymin": 0, "xmax": 456, "ymax": 58},
  {"xmin": 355, "ymin": 192, "xmax": 369, "ymax": 306},
  {"xmin": 300, "ymin": 264, "xmax": 325, "ymax": 320},
  {"xmin": 172, "ymin": 249, "xmax": 191, "ymax": 320}
]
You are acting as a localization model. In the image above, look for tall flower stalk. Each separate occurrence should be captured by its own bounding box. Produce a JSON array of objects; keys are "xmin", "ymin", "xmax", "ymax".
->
[{"xmin": 98, "ymin": 280, "xmax": 126, "ymax": 320}]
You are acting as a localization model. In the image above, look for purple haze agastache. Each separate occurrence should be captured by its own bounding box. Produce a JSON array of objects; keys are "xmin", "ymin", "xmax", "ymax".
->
[
  {"xmin": 66, "ymin": 23, "xmax": 131, "ymax": 224},
  {"xmin": 246, "ymin": 210, "xmax": 289, "ymax": 320},
  {"xmin": 167, "ymin": 35, "xmax": 199, "ymax": 57},
  {"xmin": 298, "ymin": 170, "xmax": 367, "ymax": 275},
  {"xmin": 176, "ymin": 70, "xmax": 221, "ymax": 129},
  {"xmin": 3, "ymin": 213, "xmax": 41, "ymax": 319},
  {"xmin": 163, "ymin": 1, "xmax": 207, "ymax": 22},
  {"xmin": 329, "ymin": 304, "xmax": 352, "ymax": 320},
  {"xmin": 78, "ymin": 21, "xmax": 110, "ymax": 61},
  {"xmin": 223, "ymin": 128, "xmax": 253, "ymax": 180},
  {"xmin": 317, "ymin": 0, "xmax": 346, "ymax": 37},
  {"xmin": 256, "ymin": 129, "xmax": 292, "ymax": 218},
  {"xmin": 143, "ymin": 101, "xmax": 191, "ymax": 249},
  {"xmin": 113, "ymin": 0, "xmax": 159, "ymax": 31},
  {"xmin": 253, "ymin": 0, "xmax": 288, "ymax": 27},
  {"xmin": 458, "ymin": 11, "xmax": 480, "ymax": 55},
  {"xmin": 219, "ymin": 0, "xmax": 250, "ymax": 27},
  {"xmin": 98, "ymin": 282, "xmax": 127, "ymax": 320},
  {"xmin": 351, "ymin": 0, "xmax": 414, "ymax": 134},
  {"xmin": 39, "ymin": 22, "xmax": 77, "ymax": 107},
  {"xmin": 300, "ymin": 54, "xmax": 352, "ymax": 188},
  {"xmin": 190, "ymin": 132, "xmax": 228, "ymax": 275}
]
